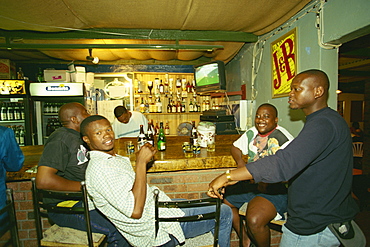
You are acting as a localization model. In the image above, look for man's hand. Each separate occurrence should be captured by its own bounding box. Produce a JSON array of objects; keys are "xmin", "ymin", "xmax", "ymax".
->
[{"xmin": 135, "ymin": 143, "xmax": 157, "ymax": 168}]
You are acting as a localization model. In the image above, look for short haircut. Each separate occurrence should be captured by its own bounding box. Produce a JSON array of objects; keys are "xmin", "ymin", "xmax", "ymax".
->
[
  {"xmin": 80, "ymin": 115, "xmax": 107, "ymax": 137},
  {"xmin": 114, "ymin": 106, "xmax": 128, "ymax": 118},
  {"xmin": 258, "ymin": 103, "xmax": 278, "ymax": 117},
  {"xmin": 300, "ymin": 69, "xmax": 330, "ymax": 90}
]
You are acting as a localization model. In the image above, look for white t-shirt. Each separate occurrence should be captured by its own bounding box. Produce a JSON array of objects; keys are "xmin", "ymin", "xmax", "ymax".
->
[{"xmin": 112, "ymin": 111, "xmax": 148, "ymax": 138}]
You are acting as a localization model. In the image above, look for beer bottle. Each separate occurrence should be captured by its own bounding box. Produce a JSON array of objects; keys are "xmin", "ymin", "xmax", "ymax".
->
[
  {"xmin": 190, "ymin": 121, "xmax": 198, "ymax": 145},
  {"xmin": 137, "ymin": 125, "xmax": 147, "ymax": 149},
  {"xmin": 157, "ymin": 122, "xmax": 166, "ymax": 151},
  {"xmin": 146, "ymin": 122, "xmax": 155, "ymax": 146}
]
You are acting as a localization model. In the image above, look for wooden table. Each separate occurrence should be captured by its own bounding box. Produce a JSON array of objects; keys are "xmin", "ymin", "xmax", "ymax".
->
[{"xmin": 7, "ymin": 134, "xmax": 239, "ymax": 181}]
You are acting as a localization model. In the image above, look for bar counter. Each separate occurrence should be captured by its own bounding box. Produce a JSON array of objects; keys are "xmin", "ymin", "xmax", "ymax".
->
[{"xmin": 7, "ymin": 134, "xmax": 239, "ymax": 181}]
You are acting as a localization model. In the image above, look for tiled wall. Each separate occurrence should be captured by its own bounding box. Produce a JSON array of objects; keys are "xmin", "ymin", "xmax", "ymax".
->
[{"xmin": 3, "ymin": 168, "xmax": 282, "ymax": 247}]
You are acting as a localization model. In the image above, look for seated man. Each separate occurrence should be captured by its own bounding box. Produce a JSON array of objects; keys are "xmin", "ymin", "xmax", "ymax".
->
[
  {"xmin": 224, "ymin": 103, "xmax": 293, "ymax": 247},
  {"xmin": 112, "ymin": 105, "xmax": 148, "ymax": 138},
  {"xmin": 36, "ymin": 102, "xmax": 130, "ymax": 247},
  {"xmin": 81, "ymin": 115, "xmax": 233, "ymax": 247}
]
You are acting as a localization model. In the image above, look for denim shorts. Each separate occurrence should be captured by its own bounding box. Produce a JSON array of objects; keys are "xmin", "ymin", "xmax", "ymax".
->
[{"xmin": 224, "ymin": 182, "xmax": 288, "ymax": 218}]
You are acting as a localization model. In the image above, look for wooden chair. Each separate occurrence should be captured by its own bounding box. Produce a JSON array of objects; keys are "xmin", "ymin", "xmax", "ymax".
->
[
  {"xmin": 353, "ymin": 142, "xmax": 363, "ymax": 157},
  {"xmin": 238, "ymin": 202, "xmax": 286, "ymax": 247},
  {"xmin": 0, "ymin": 188, "xmax": 20, "ymax": 247},
  {"xmin": 154, "ymin": 189, "xmax": 221, "ymax": 247},
  {"xmin": 31, "ymin": 177, "xmax": 106, "ymax": 247}
]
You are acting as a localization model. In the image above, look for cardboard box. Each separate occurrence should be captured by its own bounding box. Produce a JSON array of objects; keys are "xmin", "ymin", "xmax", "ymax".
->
[
  {"xmin": 70, "ymin": 66, "xmax": 86, "ymax": 82},
  {"xmin": 0, "ymin": 59, "xmax": 16, "ymax": 79},
  {"xmin": 44, "ymin": 70, "xmax": 70, "ymax": 82}
]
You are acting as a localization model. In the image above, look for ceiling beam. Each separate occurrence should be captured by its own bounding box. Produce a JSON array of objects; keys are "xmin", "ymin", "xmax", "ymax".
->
[{"xmin": 0, "ymin": 28, "xmax": 257, "ymax": 42}]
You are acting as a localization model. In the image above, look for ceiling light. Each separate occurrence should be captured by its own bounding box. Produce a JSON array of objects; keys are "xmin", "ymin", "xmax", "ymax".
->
[{"xmin": 86, "ymin": 49, "xmax": 99, "ymax": 64}]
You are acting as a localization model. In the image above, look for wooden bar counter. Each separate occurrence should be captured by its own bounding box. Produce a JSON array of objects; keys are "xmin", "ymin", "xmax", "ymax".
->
[{"xmin": 7, "ymin": 134, "xmax": 239, "ymax": 181}]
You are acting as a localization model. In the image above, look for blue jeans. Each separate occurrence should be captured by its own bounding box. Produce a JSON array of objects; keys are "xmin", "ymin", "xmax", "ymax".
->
[
  {"xmin": 160, "ymin": 203, "xmax": 232, "ymax": 247},
  {"xmin": 280, "ymin": 224, "xmax": 340, "ymax": 247},
  {"xmin": 48, "ymin": 201, "xmax": 131, "ymax": 247}
]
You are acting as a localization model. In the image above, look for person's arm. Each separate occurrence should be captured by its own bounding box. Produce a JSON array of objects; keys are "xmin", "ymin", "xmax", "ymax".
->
[
  {"xmin": 131, "ymin": 143, "xmax": 156, "ymax": 219},
  {"xmin": 3, "ymin": 128, "xmax": 24, "ymax": 172},
  {"xmin": 230, "ymin": 145, "xmax": 246, "ymax": 168},
  {"xmin": 36, "ymin": 166, "xmax": 82, "ymax": 191},
  {"xmin": 207, "ymin": 166, "xmax": 253, "ymax": 199}
]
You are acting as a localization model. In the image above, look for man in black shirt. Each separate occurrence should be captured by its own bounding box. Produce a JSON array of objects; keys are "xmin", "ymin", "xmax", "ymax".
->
[{"xmin": 207, "ymin": 70, "xmax": 362, "ymax": 246}]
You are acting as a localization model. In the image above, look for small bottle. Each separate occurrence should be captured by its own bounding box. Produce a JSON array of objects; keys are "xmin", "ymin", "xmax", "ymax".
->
[
  {"xmin": 19, "ymin": 126, "xmax": 25, "ymax": 146},
  {"xmin": 176, "ymin": 78, "xmax": 182, "ymax": 89},
  {"xmin": 186, "ymin": 80, "xmax": 192, "ymax": 93},
  {"xmin": 137, "ymin": 125, "xmax": 147, "ymax": 149},
  {"xmin": 167, "ymin": 100, "xmax": 172, "ymax": 113},
  {"xmin": 146, "ymin": 122, "xmax": 155, "ymax": 146},
  {"xmin": 157, "ymin": 122, "xmax": 166, "ymax": 151},
  {"xmin": 139, "ymin": 98, "xmax": 146, "ymax": 113},
  {"xmin": 189, "ymin": 99, "xmax": 194, "ymax": 112},
  {"xmin": 181, "ymin": 78, "xmax": 187, "ymax": 91},
  {"xmin": 171, "ymin": 100, "xmax": 177, "ymax": 113},
  {"xmin": 17, "ymin": 67, "xmax": 24, "ymax": 80},
  {"xmin": 159, "ymin": 80, "xmax": 164, "ymax": 94},
  {"xmin": 164, "ymin": 121, "xmax": 170, "ymax": 135},
  {"xmin": 190, "ymin": 121, "xmax": 198, "ymax": 146},
  {"xmin": 37, "ymin": 68, "xmax": 44, "ymax": 82},
  {"xmin": 156, "ymin": 97, "xmax": 162, "ymax": 113},
  {"xmin": 7, "ymin": 102, "xmax": 14, "ymax": 121},
  {"xmin": 1, "ymin": 102, "xmax": 8, "ymax": 121}
]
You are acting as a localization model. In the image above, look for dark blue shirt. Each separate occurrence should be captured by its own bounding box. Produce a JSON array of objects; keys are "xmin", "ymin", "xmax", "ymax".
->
[
  {"xmin": 0, "ymin": 126, "xmax": 24, "ymax": 209},
  {"xmin": 247, "ymin": 107, "xmax": 358, "ymax": 235}
]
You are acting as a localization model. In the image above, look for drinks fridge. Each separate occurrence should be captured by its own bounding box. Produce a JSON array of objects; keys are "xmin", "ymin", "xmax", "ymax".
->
[
  {"xmin": 0, "ymin": 79, "xmax": 33, "ymax": 146},
  {"xmin": 29, "ymin": 82, "xmax": 85, "ymax": 145}
]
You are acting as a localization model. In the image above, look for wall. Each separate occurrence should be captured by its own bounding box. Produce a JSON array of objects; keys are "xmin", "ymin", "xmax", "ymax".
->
[
  {"xmin": 226, "ymin": 0, "xmax": 370, "ymax": 137},
  {"xmin": 338, "ymin": 93, "xmax": 365, "ymax": 128}
]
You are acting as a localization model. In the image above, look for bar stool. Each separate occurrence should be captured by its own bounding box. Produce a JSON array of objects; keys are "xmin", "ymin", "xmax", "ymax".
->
[
  {"xmin": 31, "ymin": 177, "xmax": 106, "ymax": 247},
  {"xmin": 0, "ymin": 188, "xmax": 20, "ymax": 247}
]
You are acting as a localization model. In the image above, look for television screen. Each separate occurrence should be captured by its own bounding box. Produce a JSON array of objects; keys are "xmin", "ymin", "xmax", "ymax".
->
[{"xmin": 194, "ymin": 60, "xmax": 226, "ymax": 94}]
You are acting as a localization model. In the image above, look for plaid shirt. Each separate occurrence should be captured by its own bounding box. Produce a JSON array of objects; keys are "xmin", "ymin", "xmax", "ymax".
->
[{"xmin": 85, "ymin": 151, "xmax": 185, "ymax": 247}]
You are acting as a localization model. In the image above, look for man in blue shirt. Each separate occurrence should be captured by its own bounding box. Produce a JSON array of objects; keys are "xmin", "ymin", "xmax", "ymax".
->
[{"xmin": 0, "ymin": 126, "xmax": 24, "ymax": 219}]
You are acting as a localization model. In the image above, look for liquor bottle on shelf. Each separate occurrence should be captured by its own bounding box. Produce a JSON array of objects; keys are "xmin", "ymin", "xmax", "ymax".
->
[
  {"xmin": 157, "ymin": 122, "xmax": 166, "ymax": 151},
  {"xmin": 167, "ymin": 100, "xmax": 172, "ymax": 113},
  {"xmin": 164, "ymin": 121, "xmax": 170, "ymax": 135},
  {"xmin": 20, "ymin": 102, "xmax": 25, "ymax": 120},
  {"xmin": 181, "ymin": 78, "xmax": 187, "ymax": 91},
  {"xmin": 155, "ymin": 121, "xmax": 160, "ymax": 135},
  {"xmin": 176, "ymin": 101, "xmax": 181, "ymax": 113},
  {"xmin": 189, "ymin": 99, "xmax": 194, "ymax": 112},
  {"xmin": 176, "ymin": 78, "xmax": 182, "ymax": 90},
  {"xmin": 139, "ymin": 98, "xmax": 146, "ymax": 113},
  {"xmin": 171, "ymin": 99, "xmax": 177, "ymax": 113},
  {"xmin": 146, "ymin": 122, "xmax": 155, "ymax": 146},
  {"xmin": 164, "ymin": 75, "xmax": 169, "ymax": 93},
  {"xmin": 168, "ymin": 78, "xmax": 174, "ymax": 92},
  {"xmin": 154, "ymin": 78, "xmax": 160, "ymax": 95},
  {"xmin": 181, "ymin": 99, "xmax": 186, "ymax": 113},
  {"xmin": 137, "ymin": 125, "xmax": 147, "ymax": 149},
  {"xmin": 159, "ymin": 80, "xmax": 164, "ymax": 94},
  {"xmin": 14, "ymin": 126, "xmax": 20, "ymax": 144},
  {"xmin": 156, "ymin": 97, "xmax": 162, "ymax": 113},
  {"xmin": 186, "ymin": 80, "xmax": 192, "ymax": 93}
]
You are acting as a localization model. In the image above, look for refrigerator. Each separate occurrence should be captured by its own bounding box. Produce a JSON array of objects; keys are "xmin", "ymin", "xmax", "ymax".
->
[
  {"xmin": 0, "ymin": 79, "xmax": 33, "ymax": 146},
  {"xmin": 29, "ymin": 82, "xmax": 85, "ymax": 145}
]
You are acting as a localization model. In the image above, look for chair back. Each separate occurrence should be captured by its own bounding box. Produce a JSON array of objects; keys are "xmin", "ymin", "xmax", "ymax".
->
[
  {"xmin": 153, "ymin": 189, "xmax": 221, "ymax": 247},
  {"xmin": 31, "ymin": 177, "xmax": 94, "ymax": 247},
  {"xmin": 353, "ymin": 142, "xmax": 363, "ymax": 157},
  {"xmin": 0, "ymin": 188, "xmax": 20, "ymax": 247}
]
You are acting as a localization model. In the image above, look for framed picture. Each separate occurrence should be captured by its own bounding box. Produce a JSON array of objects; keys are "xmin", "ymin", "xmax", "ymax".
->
[{"xmin": 271, "ymin": 28, "xmax": 297, "ymax": 98}]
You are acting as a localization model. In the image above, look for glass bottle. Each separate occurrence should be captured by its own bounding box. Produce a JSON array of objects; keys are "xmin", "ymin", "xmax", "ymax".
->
[
  {"xmin": 139, "ymin": 98, "xmax": 146, "ymax": 113},
  {"xmin": 137, "ymin": 125, "xmax": 147, "ymax": 149},
  {"xmin": 1, "ymin": 102, "xmax": 8, "ymax": 121},
  {"xmin": 189, "ymin": 99, "xmax": 194, "ymax": 112},
  {"xmin": 7, "ymin": 102, "xmax": 14, "ymax": 121},
  {"xmin": 190, "ymin": 121, "xmax": 198, "ymax": 147},
  {"xmin": 164, "ymin": 121, "xmax": 170, "ymax": 135},
  {"xmin": 167, "ymin": 99, "xmax": 172, "ymax": 113},
  {"xmin": 157, "ymin": 122, "xmax": 166, "ymax": 151},
  {"xmin": 37, "ymin": 68, "xmax": 44, "ymax": 82},
  {"xmin": 17, "ymin": 67, "xmax": 24, "ymax": 80},
  {"xmin": 19, "ymin": 126, "xmax": 25, "ymax": 146},
  {"xmin": 171, "ymin": 99, "xmax": 177, "ymax": 113},
  {"xmin": 176, "ymin": 78, "xmax": 182, "ymax": 89},
  {"xmin": 146, "ymin": 122, "xmax": 155, "ymax": 146},
  {"xmin": 156, "ymin": 97, "xmax": 162, "ymax": 113},
  {"xmin": 159, "ymin": 80, "xmax": 164, "ymax": 94}
]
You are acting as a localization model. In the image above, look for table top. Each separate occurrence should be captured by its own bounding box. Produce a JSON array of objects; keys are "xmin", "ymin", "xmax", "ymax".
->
[{"xmin": 6, "ymin": 134, "xmax": 240, "ymax": 182}]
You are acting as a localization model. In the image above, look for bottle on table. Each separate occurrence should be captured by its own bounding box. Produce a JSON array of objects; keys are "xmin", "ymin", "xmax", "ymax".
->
[
  {"xmin": 137, "ymin": 125, "xmax": 147, "ymax": 149},
  {"xmin": 157, "ymin": 122, "xmax": 166, "ymax": 151},
  {"xmin": 190, "ymin": 121, "xmax": 198, "ymax": 146},
  {"xmin": 146, "ymin": 122, "xmax": 155, "ymax": 146}
]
